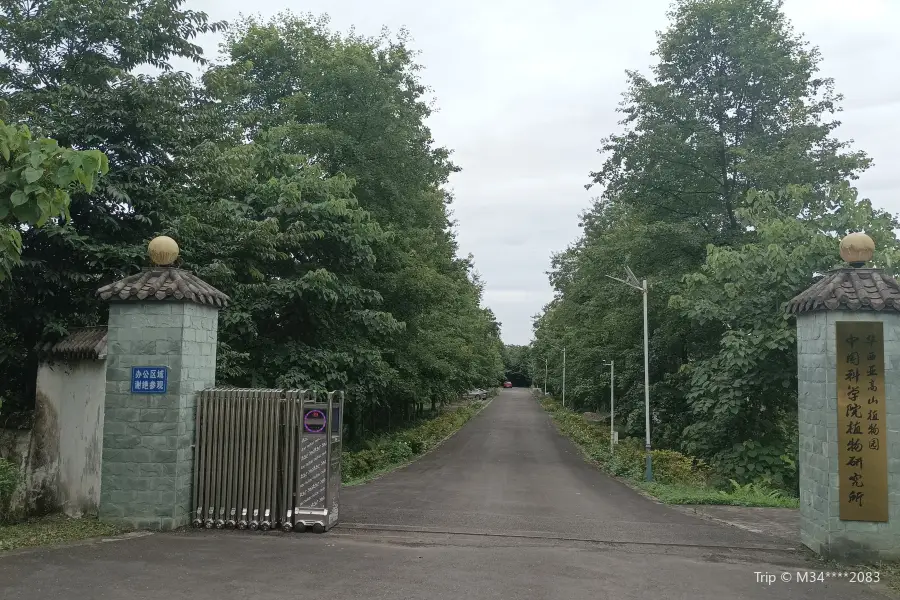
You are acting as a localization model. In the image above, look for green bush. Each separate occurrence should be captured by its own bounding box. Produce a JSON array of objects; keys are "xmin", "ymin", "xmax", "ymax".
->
[
  {"xmin": 640, "ymin": 479, "xmax": 797, "ymax": 508},
  {"xmin": 541, "ymin": 397, "xmax": 706, "ymax": 486},
  {"xmin": 341, "ymin": 401, "xmax": 484, "ymax": 483},
  {"xmin": 607, "ymin": 447, "xmax": 644, "ymax": 479},
  {"xmin": 709, "ymin": 439, "xmax": 797, "ymax": 491},
  {"xmin": 652, "ymin": 449, "xmax": 710, "ymax": 487}
]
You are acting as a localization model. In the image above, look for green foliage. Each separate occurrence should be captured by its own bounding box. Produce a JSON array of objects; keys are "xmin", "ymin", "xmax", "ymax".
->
[
  {"xmin": 639, "ymin": 480, "xmax": 798, "ymax": 508},
  {"xmin": 0, "ymin": 5, "xmax": 504, "ymax": 445},
  {"xmin": 593, "ymin": 0, "xmax": 869, "ymax": 235},
  {"xmin": 651, "ymin": 449, "xmax": 707, "ymax": 487},
  {"xmin": 341, "ymin": 401, "xmax": 485, "ymax": 483},
  {"xmin": 0, "ymin": 0, "xmax": 223, "ymax": 417},
  {"xmin": 166, "ymin": 129, "xmax": 398, "ymax": 392},
  {"xmin": 174, "ymin": 12, "xmax": 505, "ymax": 429},
  {"xmin": 671, "ymin": 184, "xmax": 899, "ymax": 490},
  {"xmin": 531, "ymin": 0, "xmax": 884, "ymax": 491},
  {"xmin": 0, "ymin": 115, "xmax": 108, "ymax": 280},
  {"xmin": 540, "ymin": 396, "xmax": 709, "ymax": 486},
  {"xmin": 540, "ymin": 395, "xmax": 796, "ymax": 507},
  {"xmin": 501, "ymin": 344, "xmax": 533, "ymax": 386}
]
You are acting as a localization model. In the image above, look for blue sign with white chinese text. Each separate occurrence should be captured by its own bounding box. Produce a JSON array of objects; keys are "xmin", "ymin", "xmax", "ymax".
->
[{"xmin": 131, "ymin": 366, "xmax": 168, "ymax": 394}]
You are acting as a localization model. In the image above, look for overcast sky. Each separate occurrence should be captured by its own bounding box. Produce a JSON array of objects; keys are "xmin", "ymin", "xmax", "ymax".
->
[{"xmin": 184, "ymin": 0, "xmax": 900, "ymax": 345}]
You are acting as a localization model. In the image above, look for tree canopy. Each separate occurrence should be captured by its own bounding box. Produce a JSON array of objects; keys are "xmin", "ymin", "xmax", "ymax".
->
[
  {"xmin": 0, "ymin": 112, "xmax": 108, "ymax": 280},
  {"xmin": 501, "ymin": 344, "xmax": 533, "ymax": 387},
  {"xmin": 531, "ymin": 0, "xmax": 895, "ymax": 490},
  {"xmin": 0, "ymin": 4, "xmax": 504, "ymax": 439}
]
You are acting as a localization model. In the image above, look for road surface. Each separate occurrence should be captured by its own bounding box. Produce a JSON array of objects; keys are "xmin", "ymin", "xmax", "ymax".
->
[{"xmin": 0, "ymin": 388, "xmax": 892, "ymax": 599}]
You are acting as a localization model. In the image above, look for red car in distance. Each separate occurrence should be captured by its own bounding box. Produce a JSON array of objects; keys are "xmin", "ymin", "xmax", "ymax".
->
[{"xmin": 503, "ymin": 381, "xmax": 513, "ymax": 388}]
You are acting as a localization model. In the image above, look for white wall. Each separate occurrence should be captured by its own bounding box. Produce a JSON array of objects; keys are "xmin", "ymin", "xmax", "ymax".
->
[{"xmin": 35, "ymin": 359, "xmax": 107, "ymax": 517}]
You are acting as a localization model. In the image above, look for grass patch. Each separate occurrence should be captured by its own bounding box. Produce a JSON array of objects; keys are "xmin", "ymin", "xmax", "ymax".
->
[
  {"xmin": 637, "ymin": 481, "xmax": 798, "ymax": 508},
  {"xmin": 0, "ymin": 514, "xmax": 127, "ymax": 553},
  {"xmin": 342, "ymin": 398, "xmax": 489, "ymax": 485},
  {"xmin": 538, "ymin": 395, "xmax": 798, "ymax": 508}
]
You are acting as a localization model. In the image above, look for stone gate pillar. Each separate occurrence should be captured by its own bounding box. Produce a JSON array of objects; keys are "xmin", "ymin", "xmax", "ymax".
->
[
  {"xmin": 96, "ymin": 236, "xmax": 229, "ymax": 530},
  {"xmin": 788, "ymin": 232, "xmax": 900, "ymax": 561}
]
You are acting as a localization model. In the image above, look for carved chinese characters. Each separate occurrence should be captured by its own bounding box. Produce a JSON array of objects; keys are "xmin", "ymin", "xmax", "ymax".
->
[{"xmin": 836, "ymin": 322, "xmax": 888, "ymax": 522}]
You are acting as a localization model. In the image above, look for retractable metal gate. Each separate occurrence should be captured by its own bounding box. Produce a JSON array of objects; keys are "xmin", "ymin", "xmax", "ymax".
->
[{"xmin": 191, "ymin": 388, "xmax": 344, "ymax": 533}]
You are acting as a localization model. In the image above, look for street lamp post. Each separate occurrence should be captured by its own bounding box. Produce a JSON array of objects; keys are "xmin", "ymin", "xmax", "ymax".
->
[
  {"xmin": 562, "ymin": 347, "xmax": 566, "ymax": 408},
  {"xmin": 607, "ymin": 267, "xmax": 653, "ymax": 482},
  {"xmin": 604, "ymin": 360, "xmax": 614, "ymax": 454},
  {"xmin": 532, "ymin": 358, "xmax": 535, "ymax": 389},
  {"xmin": 544, "ymin": 357, "xmax": 548, "ymax": 396}
]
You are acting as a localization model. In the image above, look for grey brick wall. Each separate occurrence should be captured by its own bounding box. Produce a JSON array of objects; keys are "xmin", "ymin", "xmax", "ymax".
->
[
  {"xmin": 797, "ymin": 310, "xmax": 900, "ymax": 561},
  {"xmin": 100, "ymin": 301, "xmax": 218, "ymax": 530}
]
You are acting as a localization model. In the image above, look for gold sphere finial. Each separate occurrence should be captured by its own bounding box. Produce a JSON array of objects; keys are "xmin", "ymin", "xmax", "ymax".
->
[
  {"xmin": 148, "ymin": 236, "xmax": 179, "ymax": 266},
  {"xmin": 839, "ymin": 232, "xmax": 875, "ymax": 267}
]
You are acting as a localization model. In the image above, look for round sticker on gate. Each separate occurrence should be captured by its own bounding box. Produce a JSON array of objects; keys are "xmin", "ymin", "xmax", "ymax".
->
[{"xmin": 303, "ymin": 409, "xmax": 327, "ymax": 433}]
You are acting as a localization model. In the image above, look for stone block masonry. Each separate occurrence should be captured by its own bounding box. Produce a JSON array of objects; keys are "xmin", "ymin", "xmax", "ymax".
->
[
  {"xmin": 100, "ymin": 302, "xmax": 218, "ymax": 530},
  {"xmin": 797, "ymin": 310, "xmax": 900, "ymax": 561}
]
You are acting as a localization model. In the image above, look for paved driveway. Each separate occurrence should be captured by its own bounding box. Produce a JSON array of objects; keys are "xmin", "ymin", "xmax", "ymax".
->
[{"xmin": 0, "ymin": 388, "xmax": 893, "ymax": 599}]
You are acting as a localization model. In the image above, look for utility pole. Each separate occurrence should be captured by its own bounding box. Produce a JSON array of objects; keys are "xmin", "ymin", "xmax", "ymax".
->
[
  {"xmin": 607, "ymin": 267, "xmax": 653, "ymax": 482},
  {"xmin": 562, "ymin": 347, "xmax": 566, "ymax": 408},
  {"xmin": 604, "ymin": 360, "xmax": 614, "ymax": 453},
  {"xmin": 544, "ymin": 357, "xmax": 548, "ymax": 395},
  {"xmin": 531, "ymin": 357, "xmax": 536, "ymax": 389},
  {"xmin": 642, "ymin": 278, "xmax": 651, "ymax": 481}
]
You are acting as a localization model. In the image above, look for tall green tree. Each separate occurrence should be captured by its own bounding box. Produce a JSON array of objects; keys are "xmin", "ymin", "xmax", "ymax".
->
[
  {"xmin": 670, "ymin": 184, "xmax": 900, "ymax": 488},
  {"xmin": 533, "ymin": 0, "xmax": 873, "ymax": 485},
  {"xmin": 166, "ymin": 125, "xmax": 399, "ymax": 394},
  {"xmin": 591, "ymin": 0, "xmax": 868, "ymax": 240},
  {"xmin": 204, "ymin": 13, "xmax": 503, "ymax": 436},
  {"xmin": 0, "ymin": 0, "xmax": 222, "ymax": 415},
  {"xmin": 0, "ymin": 3, "xmax": 506, "ymax": 446}
]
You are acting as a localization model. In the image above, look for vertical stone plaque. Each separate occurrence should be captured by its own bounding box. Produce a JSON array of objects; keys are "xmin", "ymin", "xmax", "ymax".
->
[{"xmin": 836, "ymin": 321, "xmax": 888, "ymax": 522}]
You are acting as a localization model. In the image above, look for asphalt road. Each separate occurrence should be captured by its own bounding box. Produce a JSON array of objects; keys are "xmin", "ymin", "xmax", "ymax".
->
[{"xmin": 0, "ymin": 388, "xmax": 893, "ymax": 599}]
